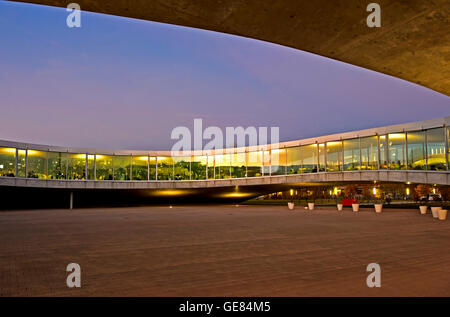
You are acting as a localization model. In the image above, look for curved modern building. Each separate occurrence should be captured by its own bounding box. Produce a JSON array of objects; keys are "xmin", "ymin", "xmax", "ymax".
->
[{"xmin": 1, "ymin": 117, "xmax": 449, "ymax": 208}]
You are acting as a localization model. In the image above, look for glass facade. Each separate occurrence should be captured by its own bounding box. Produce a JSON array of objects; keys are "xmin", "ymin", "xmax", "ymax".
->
[
  {"xmin": 448, "ymin": 127, "xmax": 450, "ymax": 169},
  {"xmin": 1, "ymin": 125, "xmax": 448, "ymax": 182},
  {"xmin": 300, "ymin": 144, "xmax": 317, "ymax": 173},
  {"xmin": 214, "ymin": 154, "xmax": 231, "ymax": 179},
  {"xmin": 207, "ymin": 155, "xmax": 214, "ymax": 179},
  {"xmin": 427, "ymin": 128, "xmax": 446, "ymax": 171},
  {"xmin": 157, "ymin": 156, "xmax": 173, "ymax": 180},
  {"xmin": 48, "ymin": 152, "xmax": 67, "ymax": 180},
  {"xmin": 149, "ymin": 157, "xmax": 157, "ymax": 180},
  {"xmin": 114, "ymin": 156, "xmax": 131, "ymax": 180},
  {"xmin": 0, "ymin": 147, "xmax": 16, "ymax": 177},
  {"xmin": 96, "ymin": 155, "xmax": 113, "ymax": 180},
  {"xmin": 173, "ymin": 156, "xmax": 190, "ymax": 180},
  {"xmin": 407, "ymin": 131, "xmax": 426, "ymax": 170},
  {"xmin": 379, "ymin": 135, "xmax": 388, "ymax": 169},
  {"xmin": 360, "ymin": 136, "xmax": 378, "ymax": 170},
  {"xmin": 326, "ymin": 141, "xmax": 342, "ymax": 172},
  {"xmin": 388, "ymin": 133, "xmax": 406, "ymax": 170},
  {"xmin": 87, "ymin": 155, "xmax": 95, "ymax": 180},
  {"xmin": 286, "ymin": 147, "xmax": 301, "ymax": 174},
  {"xmin": 27, "ymin": 150, "xmax": 47, "ymax": 179},
  {"xmin": 132, "ymin": 156, "xmax": 148, "ymax": 180},
  {"xmin": 270, "ymin": 149, "xmax": 286, "ymax": 176},
  {"xmin": 17, "ymin": 149, "xmax": 26, "ymax": 177},
  {"xmin": 192, "ymin": 155, "xmax": 207, "ymax": 180},
  {"xmin": 318, "ymin": 144, "xmax": 326, "ymax": 172},
  {"xmin": 246, "ymin": 151, "xmax": 262, "ymax": 177},
  {"xmin": 343, "ymin": 138, "xmax": 360, "ymax": 171},
  {"xmin": 67, "ymin": 153, "xmax": 86, "ymax": 180},
  {"xmin": 263, "ymin": 150, "xmax": 270, "ymax": 175},
  {"xmin": 231, "ymin": 152, "xmax": 246, "ymax": 178}
]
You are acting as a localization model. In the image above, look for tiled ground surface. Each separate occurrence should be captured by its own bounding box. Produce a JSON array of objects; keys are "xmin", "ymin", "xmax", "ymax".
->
[{"xmin": 0, "ymin": 205, "xmax": 449, "ymax": 296}]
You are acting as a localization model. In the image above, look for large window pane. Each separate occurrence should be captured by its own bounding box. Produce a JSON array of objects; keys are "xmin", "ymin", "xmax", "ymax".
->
[
  {"xmin": 246, "ymin": 151, "xmax": 262, "ymax": 177},
  {"xmin": 326, "ymin": 141, "xmax": 342, "ymax": 172},
  {"xmin": 174, "ymin": 156, "xmax": 190, "ymax": 180},
  {"xmin": 207, "ymin": 155, "xmax": 214, "ymax": 179},
  {"xmin": 157, "ymin": 156, "xmax": 173, "ymax": 180},
  {"xmin": 17, "ymin": 149, "xmax": 26, "ymax": 177},
  {"xmin": 114, "ymin": 156, "xmax": 131, "ymax": 180},
  {"xmin": 271, "ymin": 149, "xmax": 286, "ymax": 176},
  {"xmin": 87, "ymin": 155, "xmax": 95, "ymax": 180},
  {"xmin": 192, "ymin": 155, "xmax": 207, "ymax": 180},
  {"xmin": 427, "ymin": 127, "xmax": 446, "ymax": 171},
  {"xmin": 318, "ymin": 143, "xmax": 325, "ymax": 172},
  {"xmin": 0, "ymin": 147, "xmax": 16, "ymax": 177},
  {"xmin": 343, "ymin": 139, "xmax": 360, "ymax": 171},
  {"xmin": 407, "ymin": 131, "xmax": 426, "ymax": 170},
  {"xmin": 48, "ymin": 152, "xmax": 67, "ymax": 179},
  {"xmin": 286, "ymin": 147, "xmax": 301, "ymax": 174},
  {"xmin": 448, "ymin": 127, "xmax": 450, "ymax": 169},
  {"xmin": 379, "ymin": 135, "xmax": 388, "ymax": 169},
  {"xmin": 215, "ymin": 154, "xmax": 231, "ymax": 179},
  {"xmin": 231, "ymin": 152, "xmax": 246, "ymax": 178},
  {"xmin": 27, "ymin": 150, "xmax": 47, "ymax": 179},
  {"xmin": 132, "ymin": 156, "xmax": 148, "ymax": 180},
  {"xmin": 67, "ymin": 153, "xmax": 86, "ymax": 180},
  {"xmin": 388, "ymin": 133, "xmax": 406, "ymax": 170},
  {"xmin": 263, "ymin": 150, "xmax": 270, "ymax": 175},
  {"xmin": 149, "ymin": 157, "xmax": 156, "ymax": 180},
  {"xmin": 96, "ymin": 155, "xmax": 113, "ymax": 180},
  {"xmin": 361, "ymin": 136, "xmax": 378, "ymax": 170},
  {"xmin": 300, "ymin": 144, "xmax": 318, "ymax": 173}
]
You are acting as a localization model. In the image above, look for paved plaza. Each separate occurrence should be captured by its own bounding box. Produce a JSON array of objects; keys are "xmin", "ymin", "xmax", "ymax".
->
[{"xmin": 0, "ymin": 205, "xmax": 449, "ymax": 296}]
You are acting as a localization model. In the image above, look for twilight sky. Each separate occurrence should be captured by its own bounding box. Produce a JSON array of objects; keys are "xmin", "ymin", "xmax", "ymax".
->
[{"xmin": 0, "ymin": 1, "xmax": 449, "ymax": 150}]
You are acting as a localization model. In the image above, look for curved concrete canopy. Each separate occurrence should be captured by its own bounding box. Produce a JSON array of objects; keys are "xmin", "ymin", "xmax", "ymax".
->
[{"xmin": 11, "ymin": 0, "xmax": 450, "ymax": 95}]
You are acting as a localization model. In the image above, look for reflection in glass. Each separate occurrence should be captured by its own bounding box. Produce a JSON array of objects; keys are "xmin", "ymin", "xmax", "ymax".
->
[
  {"xmin": 149, "ymin": 157, "xmax": 157, "ymax": 180},
  {"xmin": 17, "ymin": 149, "xmax": 26, "ymax": 177},
  {"xmin": 231, "ymin": 152, "xmax": 246, "ymax": 178},
  {"xmin": 192, "ymin": 155, "xmax": 207, "ymax": 180},
  {"xmin": 215, "ymin": 154, "xmax": 231, "ymax": 179},
  {"xmin": 427, "ymin": 128, "xmax": 446, "ymax": 171},
  {"xmin": 157, "ymin": 156, "xmax": 173, "ymax": 180},
  {"xmin": 263, "ymin": 150, "xmax": 270, "ymax": 175},
  {"xmin": 286, "ymin": 147, "xmax": 301, "ymax": 174},
  {"xmin": 361, "ymin": 136, "xmax": 378, "ymax": 170},
  {"xmin": 27, "ymin": 150, "xmax": 47, "ymax": 179},
  {"xmin": 48, "ymin": 152, "xmax": 67, "ymax": 179},
  {"xmin": 87, "ymin": 155, "xmax": 95, "ymax": 180},
  {"xmin": 300, "ymin": 144, "xmax": 317, "ymax": 173},
  {"xmin": 318, "ymin": 144, "xmax": 325, "ymax": 172},
  {"xmin": 67, "ymin": 153, "xmax": 86, "ymax": 180},
  {"xmin": 0, "ymin": 147, "xmax": 16, "ymax": 177},
  {"xmin": 174, "ymin": 156, "xmax": 190, "ymax": 180},
  {"xmin": 379, "ymin": 135, "xmax": 388, "ymax": 169},
  {"xmin": 448, "ymin": 127, "xmax": 450, "ymax": 169},
  {"xmin": 388, "ymin": 133, "xmax": 406, "ymax": 170},
  {"xmin": 246, "ymin": 151, "xmax": 262, "ymax": 177},
  {"xmin": 343, "ymin": 138, "xmax": 360, "ymax": 171},
  {"xmin": 271, "ymin": 149, "xmax": 286, "ymax": 175},
  {"xmin": 96, "ymin": 155, "xmax": 113, "ymax": 180},
  {"xmin": 132, "ymin": 156, "xmax": 148, "ymax": 180},
  {"xmin": 114, "ymin": 156, "xmax": 131, "ymax": 180},
  {"xmin": 407, "ymin": 131, "xmax": 426, "ymax": 170},
  {"xmin": 326, "ymin": 141, "xmax": 342, "ymax": 172},
  {"xmin": 207, "ymin": 155, "xmax": 214, "ymax": 179}
]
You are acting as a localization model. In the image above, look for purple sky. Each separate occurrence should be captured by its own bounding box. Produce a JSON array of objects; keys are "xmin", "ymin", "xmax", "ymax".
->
[{"xmin": 0, "ymin": 1, "xmax": 449, "ymax": 150}]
